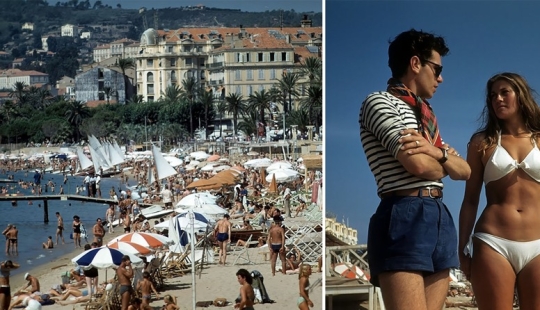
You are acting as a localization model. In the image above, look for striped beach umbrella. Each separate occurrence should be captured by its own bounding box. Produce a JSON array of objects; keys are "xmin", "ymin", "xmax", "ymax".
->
[
  {"xmin": 71, "ymin": 247, "xmax": 143, "ymax": 269},
  {"xmin": 109, "ymin": 232, "xmax": 174, "ymax": 248},
  {"xmin": 107, "ymin": 241, "xmax": 153, "ymax": 256}
]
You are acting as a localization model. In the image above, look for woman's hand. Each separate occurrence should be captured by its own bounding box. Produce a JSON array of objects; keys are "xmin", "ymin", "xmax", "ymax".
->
[{"xmin": 308, "ymin": 300, "xmax": 314, "ymax": 307}]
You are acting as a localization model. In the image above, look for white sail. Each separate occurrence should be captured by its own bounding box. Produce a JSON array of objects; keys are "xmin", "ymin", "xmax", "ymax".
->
[
  {"xmin": 77, "ymin": 147, "xmax": 93, "ymax": 171},
  {"xmin": 88, "ymin": 135, "xmax": 113, "ymax": 168},
  {"xmin": 148, "ymin": 163, "xmax": 155, "ymax": 184},
  {"xmin": 106, "ymin": 142, "xmax": 124, "ymax": 166},
  {"xmin": 113, "ymin": 140, "xmax": 125, "ymax": 160},
  {"xmin": 152, "ymin": 144, "xmax": 178, "ymax": 180},
  {"xmin": 88, "ymin": 145, "xmax": 102, "ymax": 173}
]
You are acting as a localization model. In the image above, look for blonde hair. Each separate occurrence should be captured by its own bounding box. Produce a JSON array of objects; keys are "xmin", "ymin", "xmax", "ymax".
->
[{"xmin": 298, "ymin": 263, "xmax": 311, "ymax": 279}]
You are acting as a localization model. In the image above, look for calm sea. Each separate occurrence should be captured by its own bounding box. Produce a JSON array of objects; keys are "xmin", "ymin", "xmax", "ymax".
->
[{"xmin": 0, "ymin": 169, "xmax": 128, "ymax": 276}]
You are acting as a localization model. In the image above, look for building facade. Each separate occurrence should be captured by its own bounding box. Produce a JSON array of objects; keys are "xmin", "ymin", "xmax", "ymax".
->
[
  {"xmin": 325, "ymin": 217, "xmax": 358, "ymax": 245},
  {"xmin": 0, "ymin": 69, "xmax": 49, "ymax": 90},
  {"xmin": 61, "ymin": 24, "xmax": 78, "ymax": 37},
  {"xmin": 92, "ymin": 38, "xmax": 140, "ymax": 63},
  {"xmin": 75, "ymin": 67, "xmax": 127, "ymax": 104}
]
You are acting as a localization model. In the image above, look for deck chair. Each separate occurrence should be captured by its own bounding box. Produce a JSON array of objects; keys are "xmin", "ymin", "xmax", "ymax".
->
[
  {"xmin": 163, "ymin": 246, "xmax": 191, "ymax": 277},
  {"xmin": 147, "ymin": 255, "xmax": 166, "ymax": 290},
  {"xmin": 84, "ymin": 282, "xmax": 119, "ymax": 310},
  {"xmin": 232, "ymin": 234, "xmax": 256, "ymax": 266}
]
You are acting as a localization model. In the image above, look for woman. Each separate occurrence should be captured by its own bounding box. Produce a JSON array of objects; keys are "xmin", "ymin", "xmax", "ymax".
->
[
  {"xmin": 460, "ymin": 72, "xmax": 540, "ymax": 309},
  {"xmin": 0, "ymin": 260, "xmax": 19, "ymax": 309},
  {"xmin": 234, "ymin": 269, "xmax": 255, "ymax": 310},
  {"xmin": 72, "ymin": 216, "xmax": 82, "ymax": 248},
  {"xmin": 297, "ymin": 264, "xmax": 313, "ymax": 309},
  {"xmin": 162, "ymin": 294, "xmax": 179, "ymax": 310}
]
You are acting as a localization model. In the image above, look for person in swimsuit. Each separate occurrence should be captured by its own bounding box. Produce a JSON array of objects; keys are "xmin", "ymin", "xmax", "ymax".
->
[
  {"xmin": 6, "ymin": 226, "xmax": 17, "ymax": 255},
  {"xmin": 460, "ymin": 72, "xmax": 540, "ymax": 309},
  {"xmin": 55, "ymin": 212, "xmax": 65, "ymax": 245},
  {"xmin": 0, "ymin": 260, "xmax": 19, "ymax": 310},
  {"xmin": 162, "ymin": 295, "xmax": 179, "ymax": 310},
  {"xmin": 214, "ymin": 214, "xmax": 231, "ymax": 265},
  {"xmin": 42, "ymin": 236, "xmax": 53, "ymax": 249},
  {"xmin": 136, "ymin": 271, "xmax": 159, "ymax": 308},
  {"xmin": 2, "ymin": 225, "xmax": 12, "ymax": 255},
  {"xmin": 234, "ymin": 269, "xmax": 255, "ymax": 310},
  {"xmin": 117, "ymin": 255, "xmax": 134, "ymax": 310},
  {"xmin": 72, "ymin": 216, "xmax": 82, "ymax": 248},
  {"xmin": 297, "ymin": 264, "xmax": 313, "ymax": 309},
  {"xmin": 267, "ymin": 216, "xmax": 286, "ymax": 276}
]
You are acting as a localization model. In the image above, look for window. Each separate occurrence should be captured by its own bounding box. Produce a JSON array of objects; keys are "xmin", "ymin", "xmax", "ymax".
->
[
  {"xmin": 259, "ymin": 85, "xmax": 264, "ymax": 92},
  {"xmin": 258, "ymin": 52, "xmax": 263, "ymax": 62},
  {"xmin": 258, "ymin": 69, "xmax": 264, "ymax": 80},
  {"xmin": 147, "ymin": 72, "xmax": 154, "ymax": 83},
  {"xmin": 199, "ymin": 58, "xmax": 205, "ymax": 66},
  {"xmin": 235, "ymin": 70, "xmax": 241, "ymax": 81},
  {"xmin": 184, "ymin": 45, "xmax": 192, "ymax": 52},
  {"xmin": 247, "ymin": 85, "xmax": 253, "ymax": 96},
  {"xmin": 185, "ymin": 58, "xmax": 192, "ymax": 66},
  {"xmin": 270, "ymin": 69, "xmax": 276, "ymax": 80},
  {"xmin": 246, "ymin": 69, "xmax": 253, "ymax": 80},
  {"xmin": 98, "ymin": 93, "xmax": 104, "ymax": 100},
  {"xmin": 171, "ymin": 71, "xmax": 176, "ymax": 82},
  {"xmin": 147, "ymin": 84, "xmax": 154, "ymax": 95},
  {"xmin": 282, "ymin": 52, "xmax": 288, "ymax": 61},
  {"xmin": 167, "ymin": 46, "xmax": 173, "ymax": 53},
  {"xmin": 170, "ymin": 58, "xmax": 176, "ymax": 66},
  {"xmin": 146, "ymin": 59, "xmax": 153, "ymax": 67},
  {"xmin": 235, "ymin": 85, "xmax": 241, "ymax": 95},
  {"xmin": 245, "ymin": 53, "xmax": 250, "ymax": 62},
  {"xmin": 269, "ymin": 52, "xmax": 275, "ymax": 61},
  {"xmin": 236, "ymin": 52, "xmax": 243, "ymax": 62},
  {"xmin": 147, "ymin": 96, "xmax": 154, "ymax": 102}
]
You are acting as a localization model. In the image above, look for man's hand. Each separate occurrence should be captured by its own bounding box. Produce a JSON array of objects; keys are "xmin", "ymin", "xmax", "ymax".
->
[{"xmin": 398, "ymin": 129, "xmax": 440, "ymax": 158}]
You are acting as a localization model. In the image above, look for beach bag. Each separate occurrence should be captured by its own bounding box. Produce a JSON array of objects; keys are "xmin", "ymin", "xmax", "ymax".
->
[{"xmin": 213, "ymin": 298, "xmax": 228, "ymax": 307}]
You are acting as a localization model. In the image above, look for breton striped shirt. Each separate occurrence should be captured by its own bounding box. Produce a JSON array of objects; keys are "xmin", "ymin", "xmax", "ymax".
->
[{"xmin": 359, "ymin": 91, "xmax": 443, "ymax": 196}]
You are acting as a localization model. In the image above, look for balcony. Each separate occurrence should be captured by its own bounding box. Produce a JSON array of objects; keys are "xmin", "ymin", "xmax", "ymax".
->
[
  {"xmin": 209, "ymin": 79, "xmax": 224, "ymax": 86},
  {"xmin": 208, "ymin": 62, "xmax": 223, "ymax": 69}
]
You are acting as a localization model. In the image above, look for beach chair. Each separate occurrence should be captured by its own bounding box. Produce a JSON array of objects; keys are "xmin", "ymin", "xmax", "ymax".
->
[
  {"xmin": 84, "ymin": 282, "xmax": 118, "ymax": 310},
  {"xmin": 147, "ymin": 255, "xmax": 166, "ymax": 290},
  {"xmin": 232, "ymin": 234, "xmax": 255, "ymax": 266},
  {"xmin": 163, "ymin": 247, "xmax": 191, "ymax": 277}
]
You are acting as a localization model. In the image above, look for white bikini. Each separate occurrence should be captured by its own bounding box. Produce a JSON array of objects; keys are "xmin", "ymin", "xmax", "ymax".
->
[{"xmin": 467, "ymin": 132, "xmax": 540, "ymax": 273}]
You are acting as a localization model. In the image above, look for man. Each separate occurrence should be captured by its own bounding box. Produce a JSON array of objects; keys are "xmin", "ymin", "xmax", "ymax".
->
[
  {"xmin": 282, "ymin": 185, "xmax": 291, "ymax": 218},
  {"xmin": 123, "ymin": 211, "xmax": 131, "ymax": 233},
  {"xmin": 214, "ymin": 214, "xmax": 231, "ymax": 265},
  {"xmin": 105, "ymin": 204, "xmax": 115, "ymax": 233},
  {"xmin": 95, "ymin": 173, "xmax": 101, "ymax": 198},
  {"xmin": 6, "ymin": 225, "xmax": 18, "ymax": 255},
  {"xmin": 117, "ymin": 255, "xmax": 134, "ymax": 310},
  {"xmin": 136, "ymin": 271, "xmax": 159, "ymax": 308},
  {"xmin": 160, "ymin": 184, "xmax": 174, "ymax": 209},
  {"xmin": 92, "ymin": 218, "xmax": 105, "ymax": 247},
  {"xmin": 359, "ymin": 29, "xmax": 471, "ymax": 310},
  {"xmin": 55, "ymin": 212, "xmax": 65, "ymax": 245},
  {"xmin": 267, "ymin": 216, "xmax": 286, "ymax": 276},
  {"xmin": 84, "ymin": 173, "xmax": 90, "ymax": 197},
  {"xmin": 21, "ymin": 273, "xmax": 40, "ymax": 294}
]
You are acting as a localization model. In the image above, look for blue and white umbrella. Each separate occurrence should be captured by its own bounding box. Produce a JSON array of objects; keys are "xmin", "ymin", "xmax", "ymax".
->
[
  {"xmin": 71, "ymin": 247, "xmax": 143, "ymax": 269},
  {"xmin": 177, "ymin": 211, "xmax": 211, "ymax": 224}
]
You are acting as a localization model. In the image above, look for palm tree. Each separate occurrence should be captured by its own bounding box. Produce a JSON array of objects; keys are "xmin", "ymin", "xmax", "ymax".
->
[
  {"xmin": 9, "ymin": 81, "xmax": 27, "ymax": 106},
  {"xmin": 115, "ymin": 58, "xmax": 135, "ymax": 103},
  {"xmin": 247, "ymin": 89, "xmax": 272, "ymax": 125},
  {"xmin": 198, "ymin": 89, "xmax": 215, "ymax": 130},
  {"xmin": 126, "ymin": 95, "xmax": 144, "ymax": 105},
  {"xmin": 300, "ymin": 56, "xmax": 322, "ymax": 87},
  {"xmin": 237, "ymin": 110, "xmax": 258, "ymax": 138},
  {"xmin": 300, "ymin": 85, "xmax": 322, "ymax": 131},
  {"xmin": 161, "ymin": 85, "xmax": 182, "ymax": 103},
  {"xmin": 215, "ymin": 100, "xmax": 227, "ymax": 138},
  {"xmin": 36, "ymin": 88, "xmax": 52, "ymax": 110},
  {"xmin": 286, "ymin": 109, "xmax": 310, "ymax": 133},
  {"xmin": 276, "ymin": 72, "xmax": 300, "ymax": 113},
  {"xmin": 65, "ymin": 100, "xmax": 91, "ymax": 142},
  {"xmin": 180, "ymin": 77, "xmax": 197, "ymax": 137},
  {"xmin": 224, "ymin": 93, "xmax": 246, "ymax": 137},
  {"xmin": 103, "ymin": 86, "xmax": 114, "ymax": 104}
]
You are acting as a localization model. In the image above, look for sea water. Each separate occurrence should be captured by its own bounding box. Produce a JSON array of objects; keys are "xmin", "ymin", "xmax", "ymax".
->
[{"xmin": 0, "ymin": 169, "xmax": 129, "ymax": 276}]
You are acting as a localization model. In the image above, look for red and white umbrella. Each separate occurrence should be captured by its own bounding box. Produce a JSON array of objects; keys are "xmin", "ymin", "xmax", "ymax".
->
[
  {"xmin": 107, "ymin": 241, "xmax": 153, "ymax": 256},
  {"xmin": 333, "ymin": 263, "xmax": 369, "ymax": 281},
  {"xmin": 207, "ymin": 154, "xmax": 221, "ymax": 162},
  {"xmin": 109, "ymin": 232, "xmax": 174, "ymax": 248}
]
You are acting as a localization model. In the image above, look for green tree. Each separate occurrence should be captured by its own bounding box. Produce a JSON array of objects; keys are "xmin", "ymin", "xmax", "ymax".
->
[
  {"xmin": 300, "ymin": 85, "xmax": 322, "ymax": 132},
  {"xmin": 224, "ymin": 92, "xmax": 246, "ymax": 136},
  {"xmin": 103, "ymin": 86, "xmax": 114, "ymax": 104},
  {"xmin": 180, "ymin": 77, "xmax": 197, "ymax": 137},
  {"xmin": 300, "ymin": 56, "xmax": 322, "ymax": 87},
  {"xmin": 65, "ymin": 100, "xmax": 90, "ymax": 142},
  {"xmin": 237, "ymin": 110, "xmax": 258, "ymax": 138},
  {"xmin": 9, "ymin": 81, "xmax": 27, "ymax": 106},
  {"xmin": 198, "ymin": 89, "xmax": 215, "ymax": 130},
  {"xmin": 276, "ymin": 71, "xmax": 300, "ymax": 113},
  {"xmin": 247, "ymin": 89, "xmax": 272, "ymax": 125}
]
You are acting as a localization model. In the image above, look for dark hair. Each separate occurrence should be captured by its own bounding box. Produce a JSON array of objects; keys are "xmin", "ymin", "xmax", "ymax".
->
[
  {"xmin": 73, "ymin": 216, "xmax": 80, "ymax": 220},
  {"xmin": 388, "ymin": 29, "xmax": 449, "ymax": 79},
  {"xmin": 143, "ymin": 271, "xmax": 150, "ymax": 278},
  {"xmin": 91, "ymin": 242, "xmax": 98, "ymax": 247},
  {"xmin": 236, "ymin": 268, "xmax": 253, "ymax": 284},
  {"xmin": 55, "ymin": 212, "xmax": 60, "ymax": 215},
  {"xmin": 476, "ymin": 72, "xmax": 540, "ymax": 150},
  {"xmin": 84, "ymin": 244, "xmax": 91, "ymax": 250},
  {"xmin": 224, "ymin": 214, "xmax": 230, "ymax": 219},
  {"xmin": 122, "ymin": 255, "xmax": 131, "ymax": 262}
]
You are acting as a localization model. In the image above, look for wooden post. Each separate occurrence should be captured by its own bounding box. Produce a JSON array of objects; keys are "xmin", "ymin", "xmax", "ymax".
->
[{"xmin": 43, "ymin": 199, "xmax": 49, "ymax": 223}]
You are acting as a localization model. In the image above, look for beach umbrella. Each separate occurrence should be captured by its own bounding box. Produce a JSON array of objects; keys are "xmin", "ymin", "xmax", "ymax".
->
[
  {"xmin": 266, "ymin": 161, "xmax": 293, "ymax": 172},
  {"xmin": 268, "ymin": 173, "xmax": 278, "ymax": 194},
  {"xmin": 333, "ymin": 263, "xmax": 368, "ymax": 281},
  {"xmin": 176, "ymin": 193, "xmax": 217, "ymax": 207},
  {"xmin": 200, "ymin": 163, "xmax": 216, "ymax": 171},
  {"xmin": 247, "ymin": 151, "xmax": 259, "ymax": 156},
  {"xmin": 207, "ymin": 154, "xmax": 221, "ymax": 162},
  {"xmin": 265, "ymin": 169, "xmax": 299, "ymax": 183},
  {"xmin": 163, "ymin": 156, "xmax": 183, "ymax": 167},
  {"xmin": 174, "ymin": 204, "xmax": 226, "ymax": 217},
  {"xmin": 107, "ymin": 241, "xmax": 153, "ymax": 256},
  {"xmin": 189, "ymin": 160, "xmax": 201, "ymax": 166},
  {"xmin": 72, "ymin": 247, "xmax": 143, "ymax": 269},
  {"xmin": 109, "ymin": 232, "xmax": 174, "ymax": 248},
  {"xmin": 212, "ymin": 165, "xmax": 231, "ymax": 173}
]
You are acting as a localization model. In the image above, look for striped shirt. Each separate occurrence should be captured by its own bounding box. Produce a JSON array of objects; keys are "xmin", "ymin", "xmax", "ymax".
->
[{"xmin": 359, "ymin": 91, "xmax": 443, "ymax": 196}]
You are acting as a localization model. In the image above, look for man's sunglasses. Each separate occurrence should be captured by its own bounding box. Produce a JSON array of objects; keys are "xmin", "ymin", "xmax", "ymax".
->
[{"xmin": 422, "ymin": 59, "xmax": 443, "ymax": 78}]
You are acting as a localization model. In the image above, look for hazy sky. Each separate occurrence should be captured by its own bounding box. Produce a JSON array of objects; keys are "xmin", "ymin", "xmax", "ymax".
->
[{"xmin": 46, "ymin": 0, "xmax": 322, "ymax": 12}]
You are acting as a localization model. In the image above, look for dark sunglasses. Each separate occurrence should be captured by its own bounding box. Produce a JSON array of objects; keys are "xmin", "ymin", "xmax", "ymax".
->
[{"xmin": 422, "ymin": 59, "xmax": 443, "ymax": 78}]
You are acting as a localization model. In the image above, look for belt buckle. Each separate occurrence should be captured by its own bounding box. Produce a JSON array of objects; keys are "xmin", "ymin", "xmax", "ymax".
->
[{"xmin": 425, "ymin": 186, "xmax": 441, "ymax": 198}]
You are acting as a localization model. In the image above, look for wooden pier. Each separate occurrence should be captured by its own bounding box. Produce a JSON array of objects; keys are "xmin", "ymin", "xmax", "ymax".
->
[{"xmin": 0, "ymin": 194, "xmax": 153, "ymax": 223}]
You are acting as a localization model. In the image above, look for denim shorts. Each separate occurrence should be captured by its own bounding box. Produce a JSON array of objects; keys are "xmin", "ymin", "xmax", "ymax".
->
[{"xmin": 367, "ymin": 196, "xmax": 458, "ymax": 287}]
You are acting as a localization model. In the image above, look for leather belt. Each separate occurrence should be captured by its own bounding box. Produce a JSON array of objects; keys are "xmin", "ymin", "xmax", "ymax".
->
[{"xmin": 381, "ymin": 186, "xmax": 443, "ymax": 199}]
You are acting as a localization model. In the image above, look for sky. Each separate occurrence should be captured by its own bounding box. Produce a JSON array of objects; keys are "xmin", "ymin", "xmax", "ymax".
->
[
  {"xmin": 326, "ymin": 0, "xmax": 540, "ymax": 244},
  {"xmin": 46, "ymin": 0, "xmax": 322, "ymax": 12}
]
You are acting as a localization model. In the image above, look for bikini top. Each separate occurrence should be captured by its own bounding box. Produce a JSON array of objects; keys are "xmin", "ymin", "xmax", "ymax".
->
[{"xmin": 484, "ymin": 132, "xmax": 540, "ymax": 184}]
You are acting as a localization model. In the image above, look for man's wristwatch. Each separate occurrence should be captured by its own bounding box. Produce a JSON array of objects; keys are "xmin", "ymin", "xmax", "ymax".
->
[{"xmin": 438, "ymin": 147, "xmax": 449, "ymax": 164}]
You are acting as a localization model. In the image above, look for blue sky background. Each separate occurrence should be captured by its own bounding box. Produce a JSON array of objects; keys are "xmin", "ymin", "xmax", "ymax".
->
[
  {"xmin": 47, "ymin": 0, "xmax": 321, "ymax": 12},
  {"xmin": 326, "ymin": 0, "xmax": 540, "ymax": 244}
]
